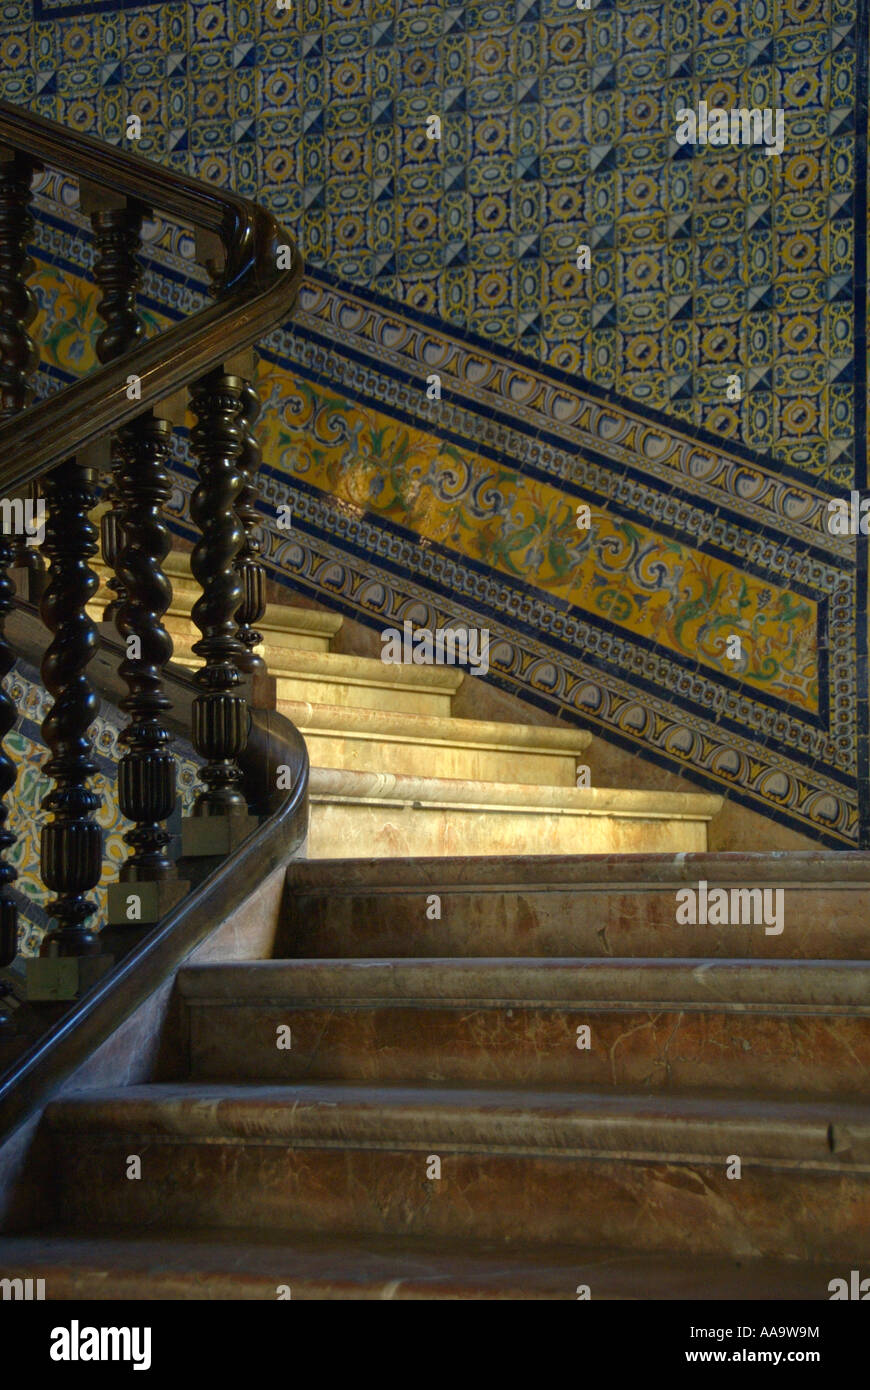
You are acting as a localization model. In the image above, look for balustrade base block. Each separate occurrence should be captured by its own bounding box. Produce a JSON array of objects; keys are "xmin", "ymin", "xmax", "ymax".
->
[
  {"xmin": 181, "ymin": 812, "xmax": 260, "ymax": 858},
  {"xmin": 106, "ymin": 877, "xmax": 189, "ymax": 927},
  {"xmin": 25, "ymin": 954, "xmax": 114, "ymax": 1003}
]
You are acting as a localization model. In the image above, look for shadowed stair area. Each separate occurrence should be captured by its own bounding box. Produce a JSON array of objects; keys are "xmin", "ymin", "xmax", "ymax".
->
[{"xmin": 2, "ymin": 852, "xmax": 867, "ymax": 1298}]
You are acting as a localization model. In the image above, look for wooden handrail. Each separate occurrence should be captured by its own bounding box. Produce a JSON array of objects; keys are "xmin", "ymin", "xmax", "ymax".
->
[{"xmin": 0, "ymin": 99, "xmax": 303, "ymax": 492}]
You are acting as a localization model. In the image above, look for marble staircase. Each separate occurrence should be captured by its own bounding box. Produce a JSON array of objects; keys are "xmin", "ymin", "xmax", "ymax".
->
[
  {"xmin": 89, "ymin": 550, "xmax": 721, "ymax": 857},
  {"xmin": 1, "ymin": 852, "xmax": 866, "ymax": 1297}
]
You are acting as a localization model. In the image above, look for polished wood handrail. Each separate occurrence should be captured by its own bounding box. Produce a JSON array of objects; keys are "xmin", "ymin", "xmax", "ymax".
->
[{"xmin": 0, "ymin": 99, "xmax": 303, "ymax": 492}]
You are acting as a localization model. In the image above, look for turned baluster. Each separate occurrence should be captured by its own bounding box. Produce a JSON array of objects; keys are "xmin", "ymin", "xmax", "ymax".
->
[
  {"xmin": 0, "ymin": 145, "xmax": 43, "ymax": 986},
  {"xmin": 0, "ymin": 533, "xmax": 16, "ymax": 989},
  {"xmin": 38, "ymin": 458, "xmax": 103, "ymax": 960},
  {"xmin": 186, "ymin": 369, "xmax": 250, "ymax": 821},
  {"xmin": 0, "ymin": 145, "xmax": 45, "ymax": 600},
  {"xmin": 82, "ymin": 184, "xmax": 147, "ymax": 626},
  {"xmin": 110, "ymin": 413, "xmax": 181, "ymax": 914},
  {"xmin": 234, "ymin": 377, "xmax": 268, "ymax": 676}
]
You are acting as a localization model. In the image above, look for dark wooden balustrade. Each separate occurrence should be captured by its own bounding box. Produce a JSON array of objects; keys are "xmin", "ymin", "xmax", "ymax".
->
[
  {"xmin": 0, "ymin": 98, "xmax": 304, "ymax": 1008},
  {"xmin": 234, "ymin": 379, "xmax": 268, "ymax": 676},
  {"xmin": 85, "ymin": 183, "xmax": 149, "ymax": 626},
  {"xmin": 0, "ymin": 144, "xmax": 41, "ymax": 990}
]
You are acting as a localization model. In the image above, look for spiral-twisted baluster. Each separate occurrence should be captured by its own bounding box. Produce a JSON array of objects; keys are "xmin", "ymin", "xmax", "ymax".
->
[
  {"xmin": 188, "ymin": 370, "xmax": 249, "ymax": 815},
  {"xmin": 39, "ymin": 461, "xmax": 103, "ymax": 956},
  {"xmin": 88, "ymin": 199, "xmax": 146, "ymax": 625},
  {"xmin": 0, "ymin": 149, "xmax": 38, "ymax": 415},
  {"xmin": 113, "ymin": 412, "xmax": 176, "ymax": 880},
  {"xmin": 0, "ymin": 534, "xmax": 17, "ymax": 978},
  {"xmin": 0, "ymin": 147, "xmax": 41, "ymax": 976},
  {"xmin": 234, "ymin": 378, "xmax": 267, "ymax": 676}
]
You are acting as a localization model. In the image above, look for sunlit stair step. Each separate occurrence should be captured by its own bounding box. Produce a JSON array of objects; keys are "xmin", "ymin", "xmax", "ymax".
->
[
  {"xmin": 89, "ymin": 552, "xmax": 342, "ymax": 655},
  {"xmin": 165, "ymin": 636, "xmax": 462, "ymax": 715},
  {"xmin": 306, "ymin": 769, "xmax": 721, "ymax": 857},
  {"xmin": 279, "ymin": 698, "xmax": 590, "ymax": 786}
]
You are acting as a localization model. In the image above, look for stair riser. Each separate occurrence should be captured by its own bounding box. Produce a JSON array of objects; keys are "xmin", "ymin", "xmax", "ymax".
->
[
  {"xmin": 164, "ymin": 643, "xmax": 453, "ymax": 715},
  {"xmin": 184, "ymin": 1004, "xmax": 870, "ymax": 1096},
  {"xmin": 47, "ymin": 1142, "xmax": 870, "ymax": 1260},
  {"xmin": 302, "ymin": 734, "xmax": 577, "ymax": 788},
  {"xmin": 280, "ymin": 889, "xmax": 870, "ymax": 959},
  {"xmin": 306, "ymin": 807, "xmax": 709, "ymax": 859},
  {"xmin": 277, "ymin": 681, "xmax": 453, "ymax": 716}
]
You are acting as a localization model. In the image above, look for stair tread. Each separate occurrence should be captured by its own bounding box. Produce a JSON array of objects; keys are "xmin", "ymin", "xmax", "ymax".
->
[
  {"xmin": 168, "ymin": 637, "xmax": 464, "ymax": 690},
  {"xmin": 269, "ymin": 648, "xmax": 464, "ymax": 691},
  {"xmin": 0, "ymin": 1229, "xmax": 840, "ymax": 1300},
  {"xmin": 164, "ymin": 607, "xmax": 341, "ymax": 638},
  {"xmin": 308, "ymin": 767, "xmax": 721, "ymax": 817},
  {"xmin": 279, "ymin": 698, "xmax": 591, "ymax": 752},
  {"xmin": 284, "ymin": 849, "xmax": 870, "ymax": 890},
  {"xmin": 177, "ymin": 956, "xmax": 870, "ymax": 1009},
  {"xmin": 44, "ymin": 1081, "xmax": 870, "ymax": 1161}
]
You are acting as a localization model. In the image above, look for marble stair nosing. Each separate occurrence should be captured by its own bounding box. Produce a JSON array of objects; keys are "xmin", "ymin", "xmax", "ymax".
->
[
  {"xmin": 307, "ymin": 769, "xmax": 719, "ymax": 819},
  {"xmin": 43, "ymin": 1082, "xmax": 870, "ymax": 1164},
  {"xmin": 283, "ymin": 850, "xmax": 870, "ymax": 892},
  {"xmin": 177, "ymin": 957, "xmax": 870, "ymax": 1010}
]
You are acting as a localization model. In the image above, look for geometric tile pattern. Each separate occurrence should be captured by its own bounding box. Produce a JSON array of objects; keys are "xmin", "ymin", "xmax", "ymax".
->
[{"xmin": 0, "ymin": 0, "xmax": 862, "ymax": 482}]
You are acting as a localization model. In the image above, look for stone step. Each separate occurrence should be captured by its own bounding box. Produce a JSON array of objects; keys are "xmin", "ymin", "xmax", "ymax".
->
[
  {"xmin": 41, "ymin": 1083, "xmax": 870, "ymax": 1260},
  {"xmin": 278, "ymin": 699, "xmax": 590, "ymax": 787},
  {"xmin": 89, "ymin": 551, "xmax": 342, "ymax": 653},
  {"xmin": 0, "ymin": 1230, "xmax": 841, "ymax": 1301},
  {"xmin": 281, "ymin": 852, "xmax": 870, "ymax": 960},
  {"xmin": 306, "ymin": 772, "xmax": 720, "ymax": 858},
  {"xmin": 167, "ymin": 637, "xmax": 462, "ymax": 716},
  {"xmin": 176, "ymin": 958, "xmax": 870, "ymax": 1097},
  {"xmin": 162, "ymin": 609, "xmax": 341, "ymax": 656}
]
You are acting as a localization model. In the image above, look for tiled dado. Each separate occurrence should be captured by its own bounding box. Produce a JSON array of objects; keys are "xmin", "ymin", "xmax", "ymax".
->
[{"xmin": 25, "ymin": 207, "xmax": 859, "ymax": 845}]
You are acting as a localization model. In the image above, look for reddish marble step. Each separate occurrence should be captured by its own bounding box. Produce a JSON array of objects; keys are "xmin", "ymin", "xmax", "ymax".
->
[
  {"xmin": 280, "ymin": 852, "xmax": 870, "ymax": 960},
  {"xmin": 40, "ymin": 1083, "xmax": 870, "ymax": 1261},
  {"xmin": 177, "ymin": 958, "xmax": 870, "ymax": 1097},
  {"xmin": 0, "ymin": 1229, "xmax": 842, "ymax": 1301}
]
